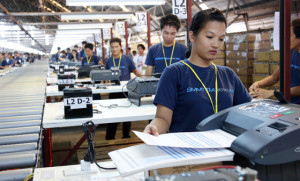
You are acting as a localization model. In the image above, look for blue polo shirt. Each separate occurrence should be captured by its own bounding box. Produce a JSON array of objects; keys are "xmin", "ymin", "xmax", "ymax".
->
[
  {"xmin": 105, "ymin": 54, "xmax": 136, "ymax": 81},
  {"xmin": 81, "ymin": 55, "xmax": 100, "ymax": 66},
  {"xmin": 15, "ymin": 56, "xmax": 23, "ymax": 64},
  {"xmin": 7, "ymin": 59, "xmax": 15, "ymax": 66},
  {"xmin": 80, "ymin": 49, "xmax": 86, "ymax": 59},
  {"xmin": 26, "ymin": 57, "xmax": 30, "ymax": 62},
  {"xmin": 154, "ymin": 59, "xmax": 252, "ymax": 133},
  {"xmin": 0, "ymin": 59, "xmax": 7, "ymax": 68},
  {"xmin": 145, "ymin": 42, "xmax": 187, "ymax": 74},
  {"xmin": 290, "ymin": 50, "xmax": 300, "ymax": 104},
  {"xmin": 67, "ymin": 53, "xmax": 72, "ymax": 60}
]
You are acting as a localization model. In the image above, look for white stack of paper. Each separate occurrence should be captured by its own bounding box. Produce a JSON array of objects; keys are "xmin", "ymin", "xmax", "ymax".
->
[{"xmin": 109, "ymin": 129, "xmax": 236, "ymax": 177}]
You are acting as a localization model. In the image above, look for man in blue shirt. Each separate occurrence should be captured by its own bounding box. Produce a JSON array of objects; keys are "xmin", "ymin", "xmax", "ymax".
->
[
  {"xmin": 55, "ymin": 47, "xmax": 61, "ymax": 62},
  {"xmin": 66, "ymin": 48, "xmax": 72, "ymax": 60},
  {"xmin": 29, "ymin": 53, "xmax": 35, "ymax": 63},
  {"xmin": 145, "ymin": 14, "xmax": 187, "ymax": 75},
  {"xmin": 105, "ymin": 38, "xmax": 141, "ymax": 140},
  {"xmin": 81, "ymin": 43, "xmax": 101, "ymax": 66},
  {"xmin": 14, "ymin": 51, "xmax": 23, "ymax": 65},
  {"xmin": 0, "ymin": 53, "xmax": 7, "ymax": 69},
  {"xmin": 250, "ymin": 18, "xmax": 300, "ymax": 104},
  {"xmin": 80, "ymin": 41, "xmax": 87, "ymax": 61},
  {"xmin": 7, "ymin": 53, "xmax": 15, "ymax": 67}
]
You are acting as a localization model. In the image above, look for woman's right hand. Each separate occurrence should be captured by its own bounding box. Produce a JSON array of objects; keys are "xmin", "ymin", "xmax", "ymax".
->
[{"xmin": 143, "ymin": 124, "xmax": 159, "ymax": 136}]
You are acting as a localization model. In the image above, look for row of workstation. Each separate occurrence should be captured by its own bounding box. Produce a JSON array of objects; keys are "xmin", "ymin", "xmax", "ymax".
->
[
  {"xmin": 0, "ymin": 61, "xmax": 47, "ymax": 181},
  {"xmin": 41, "ymin": 62, "xmax": 157, "ymax": 170}
]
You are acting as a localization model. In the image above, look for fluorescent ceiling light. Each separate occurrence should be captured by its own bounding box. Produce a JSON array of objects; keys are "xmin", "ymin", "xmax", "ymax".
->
[
  {"xmin": 66, "ymin": 0, "xmax": 166, "ymax": 6},
  {"xmin": 200, "ymin": 3, "xmax": 209, "ymax": 10},
  {"xmin": 61, "ymin": 14, "xmax": 132, "ymax": 20},
  {"xmin": 56, "ymin": 29, "xmax": 100, "ymax": 35},
  {"xmin": 58, "ymin": 23, "xmax": 112, "ymax": 29},
  {"xmin": 226, "ymin": 22, "xmax": 247, "ymax": 33}
]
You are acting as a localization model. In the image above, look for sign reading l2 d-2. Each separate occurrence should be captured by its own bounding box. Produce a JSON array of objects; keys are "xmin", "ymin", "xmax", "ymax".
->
[
  {"xmin": 64, "ymin": 97, "xmax": 92, "ymax": 109},
  {"xmin": 135, "ymin": 12, "xmax": 147, "ymax": 32},
  {"xmin": 172, "ymin": 0, "xmax": 187, "ymax": 19},
  {"xmin": 115, "ymin": 22, "xmax": 125, "ymax": 36}
]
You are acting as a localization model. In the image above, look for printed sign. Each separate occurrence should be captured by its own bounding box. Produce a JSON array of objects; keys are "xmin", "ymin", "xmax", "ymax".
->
[
  {"xmin": 115, "ymin": 21, "xmax": 125, "ymax": 36},
  {"xmin": 58, "ymin": 79, "xmax": 75, "ymax": 85},
  {"xmin": 172, "ymin": 0, "xmax": 187, "ymax": 19},
  {"xmin": 135, "ymin": 12, "xmax": 147, "ymax": 32},
  {"xmin": 103, "ymin": 28, "xmax": 111, "ymax": 40},
  {"xmin": 64, "ymin": 97, "xmax": 92, "ymax": 109}
]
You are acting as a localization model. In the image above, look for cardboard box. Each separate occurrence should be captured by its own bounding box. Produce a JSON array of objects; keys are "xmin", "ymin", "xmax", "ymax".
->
[
  {"xmin": 247, "ymin": 34, "xmax": 257, "ymax": 42},
  {"xmin": 226, "ymin": 59, "xmax": 237, "ymax": 67},
  {"xmin": 216, "ymin": 51, "xmax": 225, "ymax": 58},
  {"xmin": 226, "ymin": 51, "xmax": 237, "ymax": 59},
  {"xmin": 248, "ymin": 42, "xmax": 262, "ymax": 50},
  {"xmin": 261, "ymin": 31, "xmax": 271, "ymax": 41},
  {"xmin": 239, "ymin": 75, "xmax": 252, "ymax": 84},
  {"xmin": 255, "ymin": 52, "xmax": 270, "ymax": 62},
  {"xmin": 270, "ymin": 51, "xmax": 279, "ymax": 62},
  {"xmin": 262, "ymin": 41, "xmax": 271, "ymax": 49},
  {"xmin": 213, "ymin": 59, "xmax": 225, "ymax": 66},
  {"xmin": 252, "ymin": 74, "xmax": 269, "ymax": 82},
  {"xmin": 254, "ymin": 63, "xmax": 269, "ymax": 74},
  {"xmin": 226, "ymin": 43, "xmax": 247, "ymax": 51},
  {"xmin": 236, "ymin": 67, "xmax": 253, "ymax": 76},
  {"xmin": 248, "ymin": 51, "xmax": 255, "ymax": 59},
  {"xmin": 270, "ymin": 63, "xmax": 279, "ymax": 74},
  {"xmin": 236, "ymin": 59, "xmax": 247, "ymax": 67},
  {"xmin": 227, "ymin": 34, "xmax": 247, "ymax": 43}
]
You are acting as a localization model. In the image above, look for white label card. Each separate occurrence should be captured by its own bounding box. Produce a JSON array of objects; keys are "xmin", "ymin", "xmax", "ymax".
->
[
  {"xmin": 58, "ymin": 79, "xmax": 75, "ymax": 85},
  {"xmin": 115, "ymin": 22, "xmax": 125, "ymax": 36},
  {"xmin": 64, "ymin": 97, "xmax": 93, "ymax": 109},
  {"xmin": 103, "ymin": 28, "xmax": 111, "ymax": 40},
  {"xmin": 135, "ymin": 12, "xmax": 147, "ymax": 32},
  {"xmin": 172, "ymin": 0, "xmax": 187, "ymax": 19}
]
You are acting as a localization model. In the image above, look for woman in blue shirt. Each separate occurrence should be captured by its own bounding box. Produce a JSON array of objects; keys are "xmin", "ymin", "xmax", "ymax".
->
[{"xmin": 144, "ymin": 8, "xmax": 252, "ymax": 135}]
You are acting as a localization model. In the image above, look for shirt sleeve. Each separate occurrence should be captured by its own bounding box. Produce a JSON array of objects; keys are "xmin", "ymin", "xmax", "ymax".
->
[
  {"xmin": 94, "ymin": 56, "xmax": 99, "ymax": 65},
  {"xmin": 154, "ymin": 67, "xmax": 178, "ymax": 110},
  {"xmin": 231, "ymin": 70, "xmax": 252, "ymax": 105},
  {"xmin": 128, "ymin": 56, "xmax": 136, "ymax": 72},
  {"xmin": 145, "ymin": 46, "xmax": 155, "ymax": 66}
]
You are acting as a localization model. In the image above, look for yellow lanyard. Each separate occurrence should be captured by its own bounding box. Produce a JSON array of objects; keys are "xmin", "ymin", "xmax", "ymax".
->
[
  {"xmin": 180, "ymin": 60, "xmax": 218, "ymax": 113},
  {"xmin": 113, "ymin": 54, "xmax": 122, "ymax": 69},
  {"xmin": 0, "ymin": 59, "xmax": 3, "ymax": 64},
  {"xmin": 162, "ymin": 41, "xmax": 176, "ymax": 67},
  {"xmin": 87, "ymin": 55, "xmax": 93, "ymax": 64}
]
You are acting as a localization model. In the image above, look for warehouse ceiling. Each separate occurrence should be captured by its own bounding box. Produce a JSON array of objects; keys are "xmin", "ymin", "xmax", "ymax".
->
[{"xmin": 0, "ymin": 0, "xmax": 299, "ymax": 54}]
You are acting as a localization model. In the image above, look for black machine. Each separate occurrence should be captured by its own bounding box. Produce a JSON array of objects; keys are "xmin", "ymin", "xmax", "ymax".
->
[
  {"xmin": 90, "ymin": 69, "xmax": 121, "ymax": 84},
  {"xmin": 63, "ymin": 88, "xmax": 93, "ymax": 119},
  {"xmin": 126, "ymin": 77, "xmax": 160, "ymax": 106},
  {"xmin": 77, "ymin": 65, "xmax": 105, "ymax": 78},
  {"xmin": 197, "ymin": 99, "xmax": 300, "ymax": 181},
  {"xmin": 57, "ymin": 74, "xmax": 75, "ymax": 91}
]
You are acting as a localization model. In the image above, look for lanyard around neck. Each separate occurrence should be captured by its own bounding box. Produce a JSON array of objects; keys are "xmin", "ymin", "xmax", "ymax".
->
[
  {"xmin": 162, "ymin": 41, "xmax": 176, "ymax": 67},
  {"xmin": 87, "ymin": 55, "xmax": 93, "ymax": 64},
  {"xmin": 113, "ymin": 54, "xmax": 122, "ymax": 69},
  {"xmin": 180, "ymin": 60, "xmax": 218, "ymax": 114}
]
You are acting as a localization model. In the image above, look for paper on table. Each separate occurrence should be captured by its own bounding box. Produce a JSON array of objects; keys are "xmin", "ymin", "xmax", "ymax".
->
[
  {"xmin": 133, "ymin": 129, "xmax": 236, "ymax": 148},
  {"xmin": 109, "ymin": 144, "xmax": 235, "ymax": 177}
]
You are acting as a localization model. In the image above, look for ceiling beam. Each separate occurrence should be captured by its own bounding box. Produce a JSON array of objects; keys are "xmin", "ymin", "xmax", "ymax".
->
[
  {"xmin": 0, "ymin": 11, "xmax": 136, "ymax": 16},
  {"xmin": 22, "ymin": 22, "xmax": 113, "ymax": 26},
  {"xmin": 0, "ymin": 3, "xmax": 46, "ymax": 52}
]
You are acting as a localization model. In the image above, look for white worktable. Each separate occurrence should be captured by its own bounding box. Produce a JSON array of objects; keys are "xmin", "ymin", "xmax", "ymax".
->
[
  {"xmin": 43, "ymin": 97, "xmax": 156, "ymax": 128},
  {"xmin": 46, "ymin": 81, "xmax": 128, "ymax": 96},
  {"xmin": 33, "ymin": 161, "xmax": 144, "ymax": 181},
  {"xmin": 47, "ymin": 76, "xmax": 91, "ymax": 85}
]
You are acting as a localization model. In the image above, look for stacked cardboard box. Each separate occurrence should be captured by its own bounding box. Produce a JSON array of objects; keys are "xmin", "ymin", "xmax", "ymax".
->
[
  {"xmin": 225, "ymin": 33, "xmax": 252, "ymax": 88},
  {"xmin": 213, "ymin": 45, "xmax": 225, "ymax": 66},
  {"xmin": 251, "ymin": 30, "xmax": 280, "ymax": 90}
]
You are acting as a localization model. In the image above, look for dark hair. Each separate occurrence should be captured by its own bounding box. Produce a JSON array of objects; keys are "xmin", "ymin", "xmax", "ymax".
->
[
  {"xmin": 0, "ymin": 53, "xmax": 4, "ymax": 56},
  {"xmin": 190, "ymin": 8, "xmax": 226, "ymax": 36},
  {"xmin": 110, "ymin": 38, "xmax": 122, "ymax": 46},
  {"xmin": 292, "ymin": 18, "xmax": 300, "ymax": 38},
  {"xmin": 67, "ymin": 48, "xmax": 70, "ymax": 51},
  {"xmin": 137, "ymin": 44, "xmax": 145, "ymax": 50},
  {"xmin": 128, "ymin": 47, "xmax": 131, "ymax": 51},
  {"xmin": 8, "ymin": 52, "xmax": 12, "ymax": 56},
  {"xmin": 85, "ymin": 43, "xmax": 94, "ymax": 50},
  {"xmin": 160, "ymin": 14, "xmax": 180, "ymax": 31},
  {"xmin": 57, "ymin": 47, "xmax": 61, "ymax": 50},
  {"xmin": 61, "ymin": 50, "xmax": 66, "ymax": 54},
  {"xmin": 14, "ymin": 51, "xmax": 18, "ymax": 54},
  {"xmin": 186, "ymin": 8, "xmax": 226, "ymax": 58},
  {"xmin": 132, "ymin": 51, "xmax": 137, "ymax": 54},
  {"xmin": 74, "ymin": 45, "xmax": 78, "ymax": 48},
  {"xmin": 82, "ymin": 41, "xmax": 87, "ymax": 45}
]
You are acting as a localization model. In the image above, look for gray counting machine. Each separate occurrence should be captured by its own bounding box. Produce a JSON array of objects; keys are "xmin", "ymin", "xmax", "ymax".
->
[
  {"xmin": 197, "ymin": 99, "xmax": 300, "ymax": 181},
  {"xmin": 90, "ymin": 69, "xmax": 121, "ymax": 85}
]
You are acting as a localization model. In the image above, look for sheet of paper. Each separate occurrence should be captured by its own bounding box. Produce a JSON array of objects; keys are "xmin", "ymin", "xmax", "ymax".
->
[
  {"xmin": 133, "ymin": 129, "xmax": 236, "ymax": 148},
  {"xmin": 109, "ymin": 144, "xmax": 234, "ymax": 177}
]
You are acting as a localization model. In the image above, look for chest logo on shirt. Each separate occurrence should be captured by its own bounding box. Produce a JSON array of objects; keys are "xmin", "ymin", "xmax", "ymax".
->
[
  {"xmin": 291, "ymin": 64, "xmax": 300, "ymax": 70},
  {"xmin": 155, "ymin": 57, "xmax": 180, "ymax": 61},
  {"xmin": 187, "ymin": 87, "xmax": 234, "ymax": 94}
]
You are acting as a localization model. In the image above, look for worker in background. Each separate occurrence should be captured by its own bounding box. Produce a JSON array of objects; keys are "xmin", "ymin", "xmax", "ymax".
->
[
  {"xmin": 0, "ymin": 53, "xmax": 7, "ymax": 69},
  {"xmin": 74, "ymin": 45, "xmax": 79, "ymax": 53},
  {"xmin": 249, "ymin": 18, "xmax": 300, "ymax": 104},
  {"xmin": 81, "ymin": 43, "xmax": 101, "ymax": 66},
  {"xmin": 58, "ymin": 50, "xmax": 67, "ymax": 61},
  {"xmin": 7, "ymin": 53, "xmax": 15, "ymax": 67},
  {"xmin": 143, "ymin": 8, "xmax": 252, "ymax": 135},
  {"xmin": 66, "ymin": 48, "xmax": 72, "ymax": 60},
  {"xmin": 71, "ymin": 49, "xmax": 79, "ymax": 62},
  {"xmin": 14, "ymin": 51, "xmax": 23, "ymax": 64},
  {"xmin": 105, "ymin": 38, "xmax": 142, "ymax": 140},
  {"xmin": 132, "ymin": 50, "xmax": 137, "ymax": 58},
  {"xmin": 128, "ymin": 47, "xmax": 133, "ymax": 59},
  {"xmin": 133, "ymin": 44, "xmax": 147, "ymax": 74},
  {"xmin": 80, "ymin": 41, "xmax": 87, "ymax": 61},
  {"xmin": 29, "ymin": 53, "xmax": 35, "ymax": 63},
  {"xmin": 145, "ymin": 14, "xmax": 187, "ymax": 76}
]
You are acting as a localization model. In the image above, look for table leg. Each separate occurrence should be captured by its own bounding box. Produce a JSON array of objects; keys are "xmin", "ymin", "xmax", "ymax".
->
[{"xmin": 43, "ymin": 128, "xmax": 53, "ymax": 167}]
